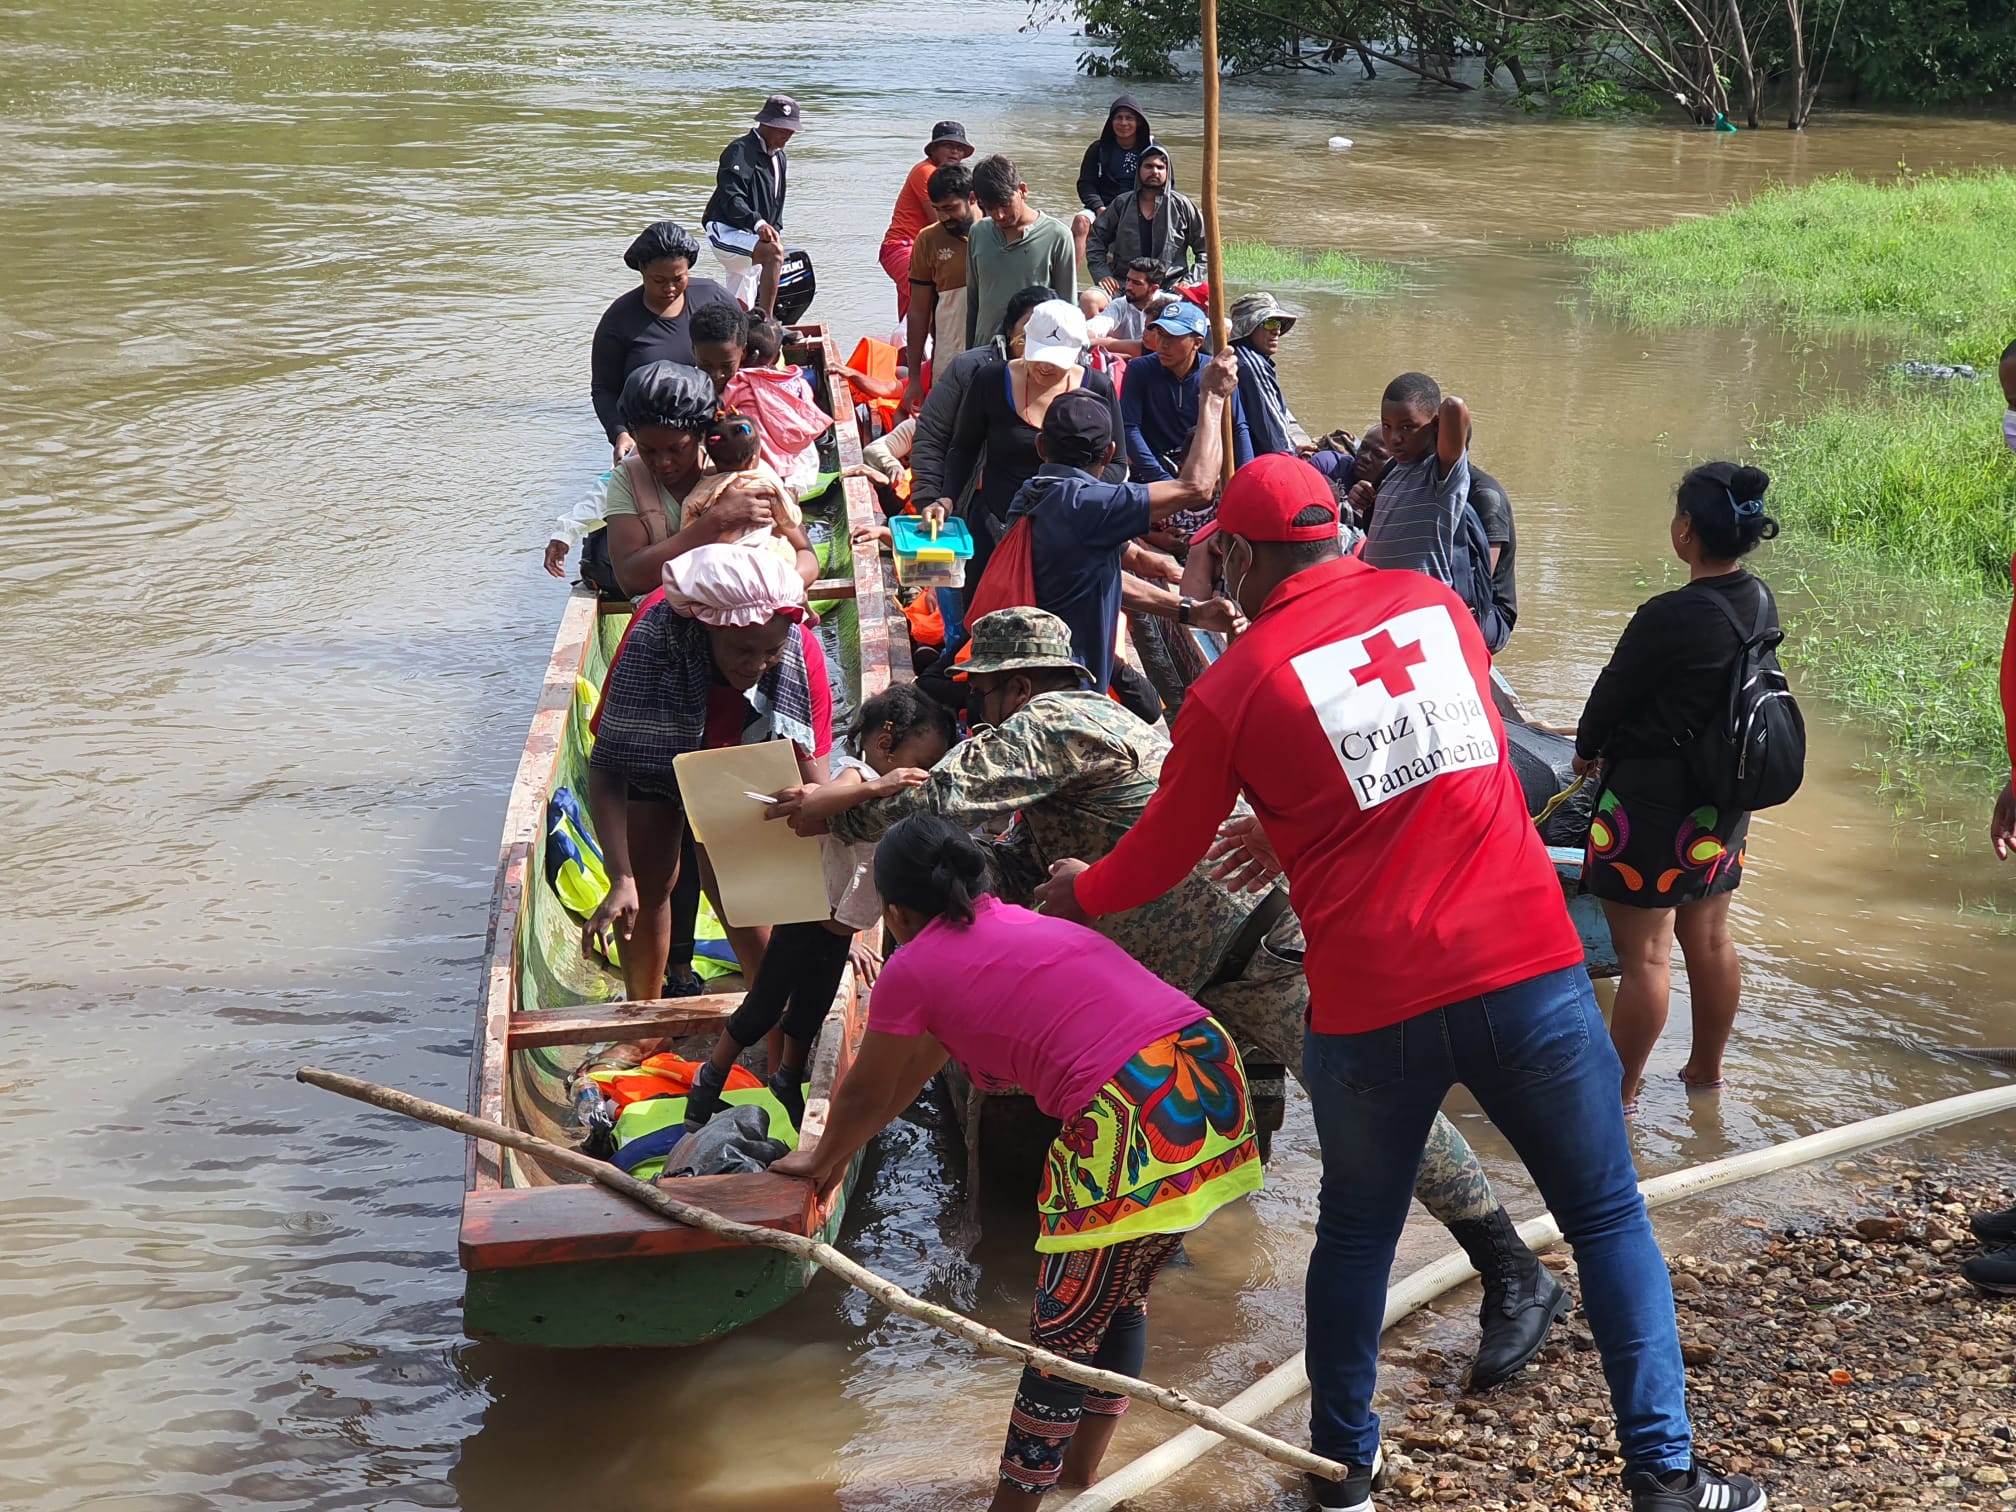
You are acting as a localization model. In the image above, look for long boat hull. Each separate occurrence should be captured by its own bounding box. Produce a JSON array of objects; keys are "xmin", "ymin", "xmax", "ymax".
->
[{"xmin": 459, "ymin": 327, "xmax": 893, "ymax": 1348}]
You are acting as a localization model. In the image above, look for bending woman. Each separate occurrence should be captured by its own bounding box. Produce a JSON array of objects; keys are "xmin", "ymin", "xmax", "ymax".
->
[
  {"xmin": 770, "ymin": 815, "xmax": 1261, "ymax": 1509},
  {"xmin": 585, "ymin": 545, "xmax": 833, "ymax": 1002},
  {"xmin": 1573, "ymin": 462, "xmax": 1782, "ymax": 1113}
]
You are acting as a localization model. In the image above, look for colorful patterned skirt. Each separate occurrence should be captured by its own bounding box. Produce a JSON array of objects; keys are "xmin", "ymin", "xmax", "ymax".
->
[
  {"xmin": 1584, "ymin": 757, "xmax": 1749, "ymax": 909},
  {"xmin": 1036, "ymin": 1016, "xmax": 1264, "ymax": 1253}
]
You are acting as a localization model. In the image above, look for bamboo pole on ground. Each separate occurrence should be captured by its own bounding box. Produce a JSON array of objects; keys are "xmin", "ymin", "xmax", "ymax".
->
[
  {"xmin": 1057, "ymin": 1078, "xmax": 2016, "ymax": 1511},
  {"xmin": 296, "ymin": 1065, "xmax": 1346, "ymax": 1484},
  {"xmin": 1199, "ymin": 0, "xmax": 1235, "ymax": 483}
]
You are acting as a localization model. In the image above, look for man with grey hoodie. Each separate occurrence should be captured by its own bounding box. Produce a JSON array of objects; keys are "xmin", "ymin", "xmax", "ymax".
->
[{"xmin": 1086, "ymin": 145, "xmax": 1208, "ymax": 293}]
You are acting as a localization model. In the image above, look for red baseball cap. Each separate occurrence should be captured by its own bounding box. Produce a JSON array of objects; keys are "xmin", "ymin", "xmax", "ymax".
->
[{"xmin": 1214, "ymin": 453, "xmax": 1340, "ymax": 542}]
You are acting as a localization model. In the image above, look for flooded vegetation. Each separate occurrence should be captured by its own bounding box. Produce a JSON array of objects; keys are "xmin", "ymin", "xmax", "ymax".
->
[{"xmin": 1577, "ymin": 170, "xmax": 2016, "ymax": 765}]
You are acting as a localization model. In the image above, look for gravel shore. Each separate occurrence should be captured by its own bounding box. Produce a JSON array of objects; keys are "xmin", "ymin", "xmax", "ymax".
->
[{"xmin": 1376, "ymin": 1158, "xmax": 2016, "ymax": 1511}]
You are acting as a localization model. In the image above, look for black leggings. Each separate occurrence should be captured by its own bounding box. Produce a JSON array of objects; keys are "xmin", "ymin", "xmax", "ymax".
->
[{"xmin": 725, "ymin": 921, "xmax": 854, "ymax": 1050}]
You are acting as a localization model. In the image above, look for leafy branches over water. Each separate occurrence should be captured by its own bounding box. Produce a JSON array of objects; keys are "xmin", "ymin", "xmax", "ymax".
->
[{"xmin": 1043, "ymin": 0, "xmax": 1867, "ymax": 125}]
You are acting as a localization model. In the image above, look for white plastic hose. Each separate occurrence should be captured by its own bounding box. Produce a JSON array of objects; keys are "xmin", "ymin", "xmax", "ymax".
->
[{"xmin": 1057, "ymin": 1080, "xmax": 2016, "ymax": 1512}]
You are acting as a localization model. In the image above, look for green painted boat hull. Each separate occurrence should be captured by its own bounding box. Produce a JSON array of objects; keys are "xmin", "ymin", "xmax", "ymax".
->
[{"xmin": 464, "ymin": 1161, "xmax": 858, "ymax": 1349}]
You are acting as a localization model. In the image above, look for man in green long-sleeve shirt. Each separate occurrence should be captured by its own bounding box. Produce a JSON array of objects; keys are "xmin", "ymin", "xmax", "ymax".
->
[{"xmin": 964, "ymin": 155, "xmax": 1076, "ymax": 350}]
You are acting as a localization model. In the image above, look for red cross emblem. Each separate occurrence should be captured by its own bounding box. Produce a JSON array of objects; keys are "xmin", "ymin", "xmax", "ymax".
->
[{"xmin": 1351, "ymin": 628, "xmax": 1429, "ymax": 697}]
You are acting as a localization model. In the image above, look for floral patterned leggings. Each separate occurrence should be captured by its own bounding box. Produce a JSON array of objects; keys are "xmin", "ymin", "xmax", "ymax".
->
[{"xmin": 998, "ymin": 1231, "xmax": 1187, "ymax": 1495}]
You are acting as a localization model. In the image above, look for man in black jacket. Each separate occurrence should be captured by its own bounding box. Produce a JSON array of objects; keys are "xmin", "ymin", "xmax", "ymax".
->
[
  {"xmin": 1071, "ymin": 95, "xmax": 1153, "ymax": 276},
  {"xmin": 703, "ymin": 94, "xmax": 800, "ymax": 306}
]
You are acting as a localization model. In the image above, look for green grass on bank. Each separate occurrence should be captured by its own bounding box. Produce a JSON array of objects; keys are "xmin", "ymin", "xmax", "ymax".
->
[
  {"xmin": 1219, "ymin": 239, "xmax": 1401, "ymax": 295},
  {"xmin": 1575, "ymin": 171, "xmax": 2016, "ymax": 768},
  {"xmin": 1757, "ymin": 381, "xmax": 2016, "ymax": 589},
  {"xmin": 1574, "ymin": 171, "xmax": 2016, "ymax": 369}
]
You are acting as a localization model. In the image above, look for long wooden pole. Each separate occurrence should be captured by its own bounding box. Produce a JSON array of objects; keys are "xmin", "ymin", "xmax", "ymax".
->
[
  {"xmin": 1199, "ymin": 0, "xmax": 1235, "ymax": 483},
  {"xmin": 297, "ymin": 1066, "xmax": 1345, "ymax": 1483}
]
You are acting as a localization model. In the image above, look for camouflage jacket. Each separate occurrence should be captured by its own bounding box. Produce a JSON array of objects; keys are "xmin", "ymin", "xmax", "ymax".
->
[{"xmin": 827, "ymin": 690, "xmax": 1259, "ymax": 994}]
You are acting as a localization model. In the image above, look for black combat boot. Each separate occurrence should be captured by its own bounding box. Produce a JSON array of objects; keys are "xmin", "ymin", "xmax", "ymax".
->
[{"xmin": 1447, "ymin": 1206, "xmax": 1571, "ymax": 1391}]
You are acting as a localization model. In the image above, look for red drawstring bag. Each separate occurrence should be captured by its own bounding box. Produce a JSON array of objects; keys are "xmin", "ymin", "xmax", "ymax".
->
[{"xmin": 950, "ymin": 517, "xmax": 1039, "ymax": 670}]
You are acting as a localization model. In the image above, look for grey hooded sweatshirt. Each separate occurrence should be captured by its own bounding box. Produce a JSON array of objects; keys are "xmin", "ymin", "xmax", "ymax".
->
[{"xmin": 1085, "ymin": 145, "xmax": 1208, "ymax": 287}]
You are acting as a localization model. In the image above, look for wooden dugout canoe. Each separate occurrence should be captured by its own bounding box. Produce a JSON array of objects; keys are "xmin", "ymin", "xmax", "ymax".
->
[{"xmin": 458, "ymin": 326, "xmax": 895, "ymax": 1348}]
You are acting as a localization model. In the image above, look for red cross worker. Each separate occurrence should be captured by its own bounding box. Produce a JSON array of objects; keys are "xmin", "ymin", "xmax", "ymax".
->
[{"xmin": 1036, "ymin": 451, "xmax": 1762, "ymax": 1512}]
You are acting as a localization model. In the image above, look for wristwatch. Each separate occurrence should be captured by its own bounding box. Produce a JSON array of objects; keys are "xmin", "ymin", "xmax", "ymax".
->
[{"xmin": 1178, "ymin": 596, "xmax": 1195, "ymax": 626}]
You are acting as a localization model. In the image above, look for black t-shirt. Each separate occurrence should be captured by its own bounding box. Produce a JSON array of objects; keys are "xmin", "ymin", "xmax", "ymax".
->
[
  {"xmin": 1469, "ymin": 465, "xmax": 1518, "ymax": 621},
  {"xmin": 1576, "ymin": 569, "xmax": 1779, "ymax": 760},
  {"xmin": 589, "ymin": 280, "xmax": 738, "ymax": 442},
  {"xmin": 942, "ymin": 364, "xmax": 1126, "ymax": 526}
]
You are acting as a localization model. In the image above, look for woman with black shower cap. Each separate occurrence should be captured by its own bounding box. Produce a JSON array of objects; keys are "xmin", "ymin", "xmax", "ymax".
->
[
  {"xmin": 1572, "ymin": 461, "xmax": 1785, "ymax": 1117},
  {"xmin": 590, "ymin": 220, "xmax": 743, "ymax": 465}
]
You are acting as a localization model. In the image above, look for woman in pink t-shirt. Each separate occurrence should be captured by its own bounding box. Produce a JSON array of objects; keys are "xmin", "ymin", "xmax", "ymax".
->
[{"xmin": 770, "ymin": 815, "xmax": 1262, "ymax": 1508}]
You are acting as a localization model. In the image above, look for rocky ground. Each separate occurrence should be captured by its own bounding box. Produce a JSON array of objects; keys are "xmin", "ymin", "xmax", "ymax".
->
[{"xmin": 1376, "ymin": 1158, "xmax": 2016, "ymax": 1511}]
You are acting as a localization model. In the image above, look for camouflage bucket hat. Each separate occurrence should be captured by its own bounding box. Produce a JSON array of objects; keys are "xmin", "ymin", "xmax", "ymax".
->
[{"xmin": 959, "ymin": 607, "xmax": 1092, "ymax": 680}]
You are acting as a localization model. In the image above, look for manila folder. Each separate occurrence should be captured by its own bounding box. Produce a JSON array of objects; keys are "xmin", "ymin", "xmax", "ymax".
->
[{"xmin": 673, "ymin": 740, "xmax": 831, "ymax": 928}]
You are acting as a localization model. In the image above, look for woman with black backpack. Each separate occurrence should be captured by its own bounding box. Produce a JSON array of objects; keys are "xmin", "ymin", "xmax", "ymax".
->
[{"xmin": 1572, "ymin": 462, "xmax": 1796, "ymax": 1116}]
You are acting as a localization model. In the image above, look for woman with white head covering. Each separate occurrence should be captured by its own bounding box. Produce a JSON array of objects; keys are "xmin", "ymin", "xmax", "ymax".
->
[{"xmin": 585, "ymin": 546, "xmax": 833, "ymax": 1001}]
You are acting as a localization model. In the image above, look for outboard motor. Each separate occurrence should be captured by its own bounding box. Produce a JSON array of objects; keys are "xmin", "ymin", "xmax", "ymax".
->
[{"xmin": 775, "ymin": 247, "xmax": 816, "ymax": 323}]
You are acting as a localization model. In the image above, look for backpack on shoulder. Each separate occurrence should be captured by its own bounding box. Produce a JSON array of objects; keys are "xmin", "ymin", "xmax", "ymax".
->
[
  {"xmin": 1453, "ymin": 503, "xmax": 1511, "ymax": 655},
  {"xmin": 1677, "ymin": 588, "xmax": 1805, "ymax": 812}
]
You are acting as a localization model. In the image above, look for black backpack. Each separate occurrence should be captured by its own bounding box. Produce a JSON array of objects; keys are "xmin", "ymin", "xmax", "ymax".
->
[
  {"xmin": 1452, "ymin": 503, "xmax": 1510, "ymax": 654},
  {"xmin": 1677, "ymin": 587, "xmax": 1805, "ymax": 812}
]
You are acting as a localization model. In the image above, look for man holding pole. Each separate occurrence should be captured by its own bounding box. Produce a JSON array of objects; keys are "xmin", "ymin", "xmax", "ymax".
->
[{"xmin": 1036, "ymin": 455, "xmax": 1767, "ymax": 1512}]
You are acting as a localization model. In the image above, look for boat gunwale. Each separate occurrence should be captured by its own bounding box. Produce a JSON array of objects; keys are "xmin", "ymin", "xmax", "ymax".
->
[{"xmin": 460, "ymin": 324, "xmax": 894, "ymax": 1278}]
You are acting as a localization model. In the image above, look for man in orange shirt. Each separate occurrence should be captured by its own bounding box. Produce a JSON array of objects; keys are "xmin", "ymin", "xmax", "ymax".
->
[{"xmin": 879, "ymin": 122, "xmax": 974, "ymax": 320}]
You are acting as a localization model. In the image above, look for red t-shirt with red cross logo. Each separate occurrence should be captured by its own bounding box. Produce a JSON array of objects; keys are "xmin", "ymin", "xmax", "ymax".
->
[{"xmin": 1075, "ymin": 554, "xmax": 1582, "ymax": 1035}]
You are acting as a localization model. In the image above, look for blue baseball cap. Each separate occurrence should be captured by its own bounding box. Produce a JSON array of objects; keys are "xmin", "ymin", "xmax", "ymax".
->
[{"xmin": 1150, "ymin": 301, "xmax": 1209, "ymax": 339}]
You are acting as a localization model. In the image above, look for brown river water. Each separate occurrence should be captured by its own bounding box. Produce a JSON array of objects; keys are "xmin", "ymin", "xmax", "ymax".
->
[{"xmin": 4, "ymin": 1, "xmax": 2015, "ymax": 1507}]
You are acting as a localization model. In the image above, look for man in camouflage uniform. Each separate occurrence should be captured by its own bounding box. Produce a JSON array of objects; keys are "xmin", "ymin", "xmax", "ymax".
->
[{"xmin": 820, "ymin": 608, "xmax": 1567, "ymax": 1391}]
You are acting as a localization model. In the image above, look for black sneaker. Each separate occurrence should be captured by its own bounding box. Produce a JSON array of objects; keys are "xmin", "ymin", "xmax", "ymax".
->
[
  {"xmin": 767, "ymin": 1068, "xmax": 807, "ymax": 1130},
  {"xmin": 1625, "ymin": 1461, "xmax": 1767, "ymax": 1511},
  {"xmin": 1306, "ymin": 1448, "xmax": 1380, "ymax": 1511},
  {"xmin": 682, "ymin": 1059, "xmax": 730, "ymax": 1131},
  {"xmin": 1971, "ymin": 1205, "xmax": 2016, "ymax": 1247},
  {"xmin": 1961, "ymin": 1246, "xmax": 2016, "ymax": 1295}
]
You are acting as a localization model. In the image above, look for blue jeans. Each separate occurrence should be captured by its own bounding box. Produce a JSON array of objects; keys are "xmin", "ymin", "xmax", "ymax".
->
[
  {"xmin": 1302, "ymin": 965, "xmax": 1690, "ymax": 1474},
  {"xmin": 934, "ymin": 587, "xmax": 967, "ymax": 652}
]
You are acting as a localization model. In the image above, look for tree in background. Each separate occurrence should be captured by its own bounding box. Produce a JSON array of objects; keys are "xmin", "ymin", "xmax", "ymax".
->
[{"xmin": 1041, "ymin": 0, "xmax": 2008, "ymax": 126}]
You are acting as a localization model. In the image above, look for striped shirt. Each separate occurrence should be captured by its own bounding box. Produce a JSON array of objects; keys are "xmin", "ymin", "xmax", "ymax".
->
[{"xmin": 1364, "ymin": 450, "xmax": 1470, "ymax": 585}]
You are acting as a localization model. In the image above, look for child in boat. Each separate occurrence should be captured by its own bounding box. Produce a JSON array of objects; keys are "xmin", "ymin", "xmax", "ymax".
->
[
  {"xmin": 769, "ymin": 815, "xmax": 1261, "ymax": 1508},
  {"xmin": 682, "ymin": 411, "xmax": 818, "ymax": 585},
  {"xmin": 681, "ymin": 682, "xmax": 957, "ymax": 1132},
  {"xmin": 724, "ymin": 314, "xmax": 830, "ymax": 497}
]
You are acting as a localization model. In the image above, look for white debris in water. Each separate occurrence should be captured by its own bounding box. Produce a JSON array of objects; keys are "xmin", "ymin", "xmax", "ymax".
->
[{"xmin": 1328, "ymin": 136, "xmax": 1353, "ymax": 150}]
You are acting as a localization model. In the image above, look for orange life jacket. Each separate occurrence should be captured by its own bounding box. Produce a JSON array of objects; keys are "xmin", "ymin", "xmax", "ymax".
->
[
  {"xmin": 845, "ymin": 337, "xmax": 903, "ymax": 437},
  {"xmin": 590, "ymin": 1053, "xmax": 764, "ymax": 1109}
]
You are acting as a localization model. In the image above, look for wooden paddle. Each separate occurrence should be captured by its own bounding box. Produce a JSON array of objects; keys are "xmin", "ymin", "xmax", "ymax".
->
[
  {"xmin": 297, "ymin": 1065, "xmax": 1345, "ymax": 1483},
  {"xmin": 1200, "ymin": 0, "xmax": 1235, "ymax": 483}
]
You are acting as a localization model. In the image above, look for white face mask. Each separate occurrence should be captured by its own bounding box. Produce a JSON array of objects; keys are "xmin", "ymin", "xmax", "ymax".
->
[
  {"xmin": 2003, "ymin": 409, "xmax": 2016, "ymax": 455},
  {"xmin": 1223, "ymin": 536, "xmax": 1253, "ymax": 613}
]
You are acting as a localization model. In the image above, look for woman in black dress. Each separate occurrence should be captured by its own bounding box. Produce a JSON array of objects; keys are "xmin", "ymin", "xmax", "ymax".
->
[
  {"xmin": 1572, "ymin": 462, "xmax": 1781, "ymax": 1115},
  {"xmin": 935, "ymin": 298, "xmax": 1127, "ymax": 609},
  {"xmin": 590, "ymin": 221, "xmax": 741, "ymax": 465}
]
